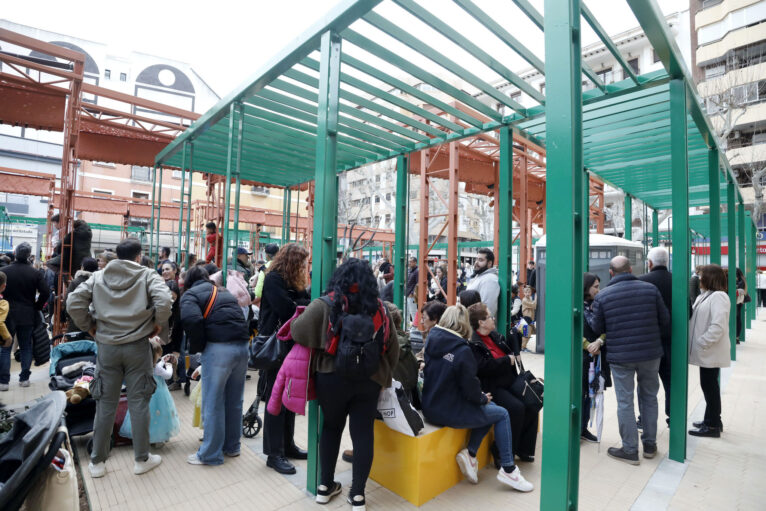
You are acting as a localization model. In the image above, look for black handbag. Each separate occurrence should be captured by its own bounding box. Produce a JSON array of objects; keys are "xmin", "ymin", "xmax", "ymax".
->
[
  {"xmin": 249, "ymin": 331, "xmax": 286, "ymax": 370},
  {"xmin": 511, "ymin": 358, "xmax": 544, "ymax": 412}
]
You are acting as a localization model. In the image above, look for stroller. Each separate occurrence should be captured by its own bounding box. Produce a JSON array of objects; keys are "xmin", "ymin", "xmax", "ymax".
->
[
  {"xmin": 48, "ymin": 332, "xmax": 97, "ymax": 440},
  {"xmin": 242, "ymin": 371, "xmax": 263, "ymax": 438}
]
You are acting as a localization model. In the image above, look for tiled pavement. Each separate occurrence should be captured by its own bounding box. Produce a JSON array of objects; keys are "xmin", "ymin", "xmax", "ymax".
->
[{"xmin": 4, "ymin": 318, "xmax": 765, "ymax": 510}]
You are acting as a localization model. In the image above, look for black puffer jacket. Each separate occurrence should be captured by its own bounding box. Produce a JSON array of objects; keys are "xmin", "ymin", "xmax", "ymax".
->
[
  {"xmin": 49, "ymin": 221, "xmax": 92, "ymax": 274},
  {"xmin": 587, "ymin": 273, "xmax": 669, "ymax": 364},
  {"xmin": 468, "ymin": 330, "xmax": 519, "ymax": 392},
  {"xmin": 258, "ymin": 271, "xmax": 310, "ymax": 337},
  {"xmin": 421, "ymin": 326, "xmax": 487, "ymax": 427},
  {"xmin": 180, "ymin": 280, "xmax": 249, "ymax": 354}
]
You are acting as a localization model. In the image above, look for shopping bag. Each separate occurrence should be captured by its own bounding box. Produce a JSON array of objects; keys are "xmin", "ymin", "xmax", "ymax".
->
[
  {"xmin": 23, "ymin": 426, "xmax": 78, "ymax": 511},
  {"xmin": 376, "ymin": 379, "xmax": 424, "ymax": 436}
]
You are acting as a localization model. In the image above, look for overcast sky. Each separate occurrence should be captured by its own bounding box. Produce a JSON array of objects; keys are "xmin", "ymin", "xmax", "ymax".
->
[{"xmin": 2, "ymin": 0, "xmax": 690, "ymax": 97}]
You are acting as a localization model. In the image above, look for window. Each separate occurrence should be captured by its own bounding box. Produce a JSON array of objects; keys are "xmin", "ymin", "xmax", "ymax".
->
[
  {"xmin": 131, "ymin": 166, "xmax": 152, "ymax": 182},
  {"xmin": 120, "ymin": 72, "xmax": 127, "ymax": 82},
  {"xmin": 375, "ymin": 196, "xmax": 380, "ymax": 203},
  {"xmin": 386, "ymin": 192, "xmax": 391, "ymax": 201},
  {"xmin": 704, "ymin": 62, "xmax": 726, "ymax": 79},
  {"xmin": 92, "ymin": 188, "xmax": 113, "ymax": 196},
  {"xmin": 128, "ymin": 217, "xmax": 149, "ymax": 229},
  {"xmin": 706, "ymin": 94, "xmax": 720, "ymax": 114},
  {"xmin": 105, "ymin": 69, "xmax": 111, "ymax": 79},
  {"xmin": 627, "ymin": 58, "xmax": 639, "ymax": 76},
  {"xmin": 385, "ymin": 213, "xmax": 391, "ymax": 224},
  {"xmin": 0, "ymin": 193, "xmax": 29, "ymax": 214},
  {"xmin": 698, "ymin": 1, "xmax": 766, "ymax": 46},
  {"xmin": 132, "ymin": 191, "xmax": 150, "ymax": 200},
  {"xmin": 92, "ymin": 161, "xmax": 115, "ymax": 168},
  {"xmin": 596, "ymin": 67, "xmax": 614, "ymax": 85},
  {"xmin": 732, "ymin": 82, "xmax": 759, "ymax": 104},
  {"xmin": 375, "ymin": 175, "xmax": 381, "ymax": 183},
  {"xmin": 251, "ymin": 185, "xmax": 268, "ymax": 195},
  {"xmin": 172, "ymin": 170, "xmax": 182, "ymax": 179}
]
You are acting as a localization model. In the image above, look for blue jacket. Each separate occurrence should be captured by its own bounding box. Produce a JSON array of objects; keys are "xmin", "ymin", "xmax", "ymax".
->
[
  {"xmin": 421, "ymin": 326, "xmax": 488, "ymax": 427},
  {"xmin": 587, "ymin": 273, "xmax": 669, "ymax": 364}
]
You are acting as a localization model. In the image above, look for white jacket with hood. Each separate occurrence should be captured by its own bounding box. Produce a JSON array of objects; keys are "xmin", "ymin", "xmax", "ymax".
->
[
  {"xmin": 467, "ymin": 266, "xmax": 500, "ymax": 317},
  {"xmin": 67, "ymin": 259, "xmax": 172, "ymax": 345}
]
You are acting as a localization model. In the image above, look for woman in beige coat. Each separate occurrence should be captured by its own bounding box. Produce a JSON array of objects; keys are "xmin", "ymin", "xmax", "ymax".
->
[{"xmin": 688, "ymin": 264, "xmax": 730, "ymax": 438}]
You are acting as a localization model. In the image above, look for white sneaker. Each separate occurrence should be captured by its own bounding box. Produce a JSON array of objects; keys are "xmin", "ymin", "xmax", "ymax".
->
[
  {"xmin": 19, "ymin": 380, "xmax": 30, "ymax": 388},
  {"xmin": 497, "ymin": 466, "xmax": 534, "ymax": 492},
  {"xmin": 456, "ymin": 448, "xmax": 479, "ymax": 484},
  {"xmin": 89, "ymin": 461, "xmax": 106, "ymax": 478},
  {"xmin": 186, "ymin": 453, "xmax": 204, "ymax": 465},
  {"xmin": 347, "ymin": 494, "xmax": 366, "ymax": 511},
  {"xmin": 134, "ymin": 453, "xmax": 162, "ymax": 475},
  {"xmin": 0, "ymin": 384, "xmax": 8, "ymax": 391}
]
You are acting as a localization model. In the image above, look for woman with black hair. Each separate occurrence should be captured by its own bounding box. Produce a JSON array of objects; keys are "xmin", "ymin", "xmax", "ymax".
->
[
  {"xmin": 180, "ymin": 266, "xmax": 249, "ymax": 465},
  {"xmin": 290, "ymin": 258, "xmax": 399, "ymax": 510},
  {"xmin": 581, "ymin": 272, "xmax": 608, "ymax": 443},
  {"xmin": 735, "ymin": 267, "xmax": 749, "ymax": 344},
  {"xmin": 259, "ymin": 244, "xmax": 311, "ymax": 475}
]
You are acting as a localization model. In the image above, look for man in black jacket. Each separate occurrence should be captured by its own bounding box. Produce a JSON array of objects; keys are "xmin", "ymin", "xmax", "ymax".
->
[
  {"xmin": 638, "ymin": 247, "xmax": 672, "ymax": 424},
  {"xmin": 588, "ymin": 256, "xmax": 669, "ymax": 465},
  {"xmin": 0, "ymin": 242, "xmax": 49, "ymax": 390}
]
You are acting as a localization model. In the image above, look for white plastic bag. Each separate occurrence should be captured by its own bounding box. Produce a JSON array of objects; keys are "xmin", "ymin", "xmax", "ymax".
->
[
  {"xmin": 377, "ymin": 379, "xmax": 424, "ymax": 437},
  {"xmin": 23, "ymin": 427, "xmax": 78, "ymax": 511}
]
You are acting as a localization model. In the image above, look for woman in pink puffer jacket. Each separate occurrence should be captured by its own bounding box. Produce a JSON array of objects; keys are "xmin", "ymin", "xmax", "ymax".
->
[{"xmin": 267, "ymin": 306, "xmax": 315, "ymax": 416}]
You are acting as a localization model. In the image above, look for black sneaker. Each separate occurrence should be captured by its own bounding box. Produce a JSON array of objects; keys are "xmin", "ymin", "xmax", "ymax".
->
[
  {"xmin": 643, "ymin": 443, "xmax": 657, "ymax": 459},
  {"xmin": 347, "ymin": 494, "xmax": 366, "ymax": 511},
  {"xmin": 693, "ymin": 420, "xmax": 723, "ymax": 432},
  {"xmin": 689, "ymin": 425, "xmax": 720, "ymax": 438},
  {"xmin": 315, "ymin": 481, "xmax": 341, "ymax": 505},
  {"xmin": 607, "ymin": 447, "xmax": 640, "ymax": 465},
  {"xmin": 580, "ymin": 430, "xmax": 598, "ymax": 443}
]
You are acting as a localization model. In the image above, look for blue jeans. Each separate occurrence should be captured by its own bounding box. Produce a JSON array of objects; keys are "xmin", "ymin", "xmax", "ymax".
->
[
  {"xmin": 0, "ymin": 325, "xmax": 34, "ymax": 384},
  {"xmin": 450, "ymin": 402, "xmax": 514, "ymax": 468},
  {"xmin": 198, "ymin": 341, "xmax": 248, "ymax": 465}
]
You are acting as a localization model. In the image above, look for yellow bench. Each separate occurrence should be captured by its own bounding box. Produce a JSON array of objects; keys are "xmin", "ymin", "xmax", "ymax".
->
[{"xmin": 369, "ymin": 421, "xmax": 492, "ymax": 506}]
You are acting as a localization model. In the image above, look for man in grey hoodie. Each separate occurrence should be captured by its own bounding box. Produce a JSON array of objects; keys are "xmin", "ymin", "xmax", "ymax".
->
[
  {"xmin": 467, "ymin": 248, "xmax": 500, "ymax": 317},
  {"xmin": 67, "ymin": 238, "xmax": 172, "ymax": 479}
]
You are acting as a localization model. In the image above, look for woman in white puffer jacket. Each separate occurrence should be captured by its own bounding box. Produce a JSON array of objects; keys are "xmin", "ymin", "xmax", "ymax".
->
[{"xmin": 688, "ymin": 264, "xmax": 731, "ymax": 438}]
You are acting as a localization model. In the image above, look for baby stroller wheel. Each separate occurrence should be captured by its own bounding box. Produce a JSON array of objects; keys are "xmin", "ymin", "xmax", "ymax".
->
[{"xmin": 242, "ymin": 414, "xmax": 262, "ymax": 438}]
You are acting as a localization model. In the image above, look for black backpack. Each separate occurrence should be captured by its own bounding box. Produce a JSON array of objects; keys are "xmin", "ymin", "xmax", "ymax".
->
[{"xmin": 321, "ymin": 296, "xmax": 387, "ymax": 381}]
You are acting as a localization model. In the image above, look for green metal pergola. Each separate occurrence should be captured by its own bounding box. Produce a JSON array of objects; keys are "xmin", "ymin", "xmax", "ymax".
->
[{"xmin": 154, "ymin": 1, "xmax": 756, "ymax": 508}]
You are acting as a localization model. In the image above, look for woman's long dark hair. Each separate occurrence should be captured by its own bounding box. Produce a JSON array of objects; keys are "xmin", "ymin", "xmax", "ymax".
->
[
  {"xmin": 326, "ymin": 258, "xmax": 379, "ymax": 326},
  {"xmin": 583, "ymin": 272, "xmax": 600, "ymax": 301},
  {"xmin": 184, "ymin": 265, "xmax": 211, "ymax": 290}
]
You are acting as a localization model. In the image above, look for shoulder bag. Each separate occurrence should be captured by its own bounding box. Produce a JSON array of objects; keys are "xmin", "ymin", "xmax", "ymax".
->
[{"xmin": 511, "ymin": 358, "xmax": 544, "ymax": 413}]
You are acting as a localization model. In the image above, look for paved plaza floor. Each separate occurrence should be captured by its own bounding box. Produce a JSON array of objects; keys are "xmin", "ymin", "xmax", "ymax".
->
[{"xmin": 4, "ymin": 316, "xmax": 765, "ymax": 510}]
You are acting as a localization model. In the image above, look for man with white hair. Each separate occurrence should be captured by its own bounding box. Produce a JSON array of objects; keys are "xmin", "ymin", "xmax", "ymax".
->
[{"xmin": 638, "ymin": 246, "xmax": 672, "ymax": 424}]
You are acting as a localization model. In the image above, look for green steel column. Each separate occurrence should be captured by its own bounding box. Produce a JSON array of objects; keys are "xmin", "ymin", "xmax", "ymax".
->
[
  {"xmin": 285, "ymin": 188, "xmax": 292, "ymax": 243},
  {"xmin": 221, "ymin": 102, "xmax": 238, "ymax": 285},
  {"xmin": 624, "ymin": 193, "xmax": 632, "ymax": 240},
  {"xmin": 184, "ymin": 145, "xmax": 194, "ymax": 270},
  {"xmin": 652, "ymin": 209, "xmax": 659, "ymax": 248},
  {"xmin": 393, "ymin": 154, "xmax": 409, "ymax": 311},
  {"xmin": 541, "ymin": 0, "xmax": 584, "ymax": 507},
  {"xmin": 668, "ymin": 78, "xmax": 689, "ymax": 463},
  {"xmin": 583, "ymin": 170, "xmax": 590, "ymax": 271},
  {"xmin": 727, "ymin": 178, "xmax": 736, "ymax": 359},
  {"xmin": 308, "ymin": 29, "xmax": 342, "ymax": 496},
  {"xmin": 177, "ymin": 142, "xmax": 188, "ymax": 266},
  {"xmin": 497, "ymin": 128, "xmax": 513, "ymax": 336},
  {"xmin": 746, "ymin": 215, "xmax": 754, "ymax": 327},
  {"xmin": 708, "ymin": 149, "xmax": 721, "ymax": 265},
  {"xmin": 233, "ymin": 102, "xmax": 244, "ymax": 261},
  {"xmin": 150, "ymin": 166, "xmax": 157, "ymax": 257},
  {"xmin": 738, "ymin": 199, "xmax": 746, "ymax": 341}
]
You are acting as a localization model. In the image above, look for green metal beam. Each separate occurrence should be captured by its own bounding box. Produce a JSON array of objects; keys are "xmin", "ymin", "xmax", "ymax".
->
[
  {"xmin": 668, "ymin": 78, "xmax": 689, "ymax": 463},
  {"xmin": 307, "ymin": 29, "xmax": 342, "ymax": 496},
  {"xmin": 727, "ymin": 178, "xmax": 737, "ymax": 360},
  {"xmin": 624, "ymin": 193, "xmax": 632, "ymax": 240},
  {"xmin": 497, "ymin": 127, "xmax": 514, "ymax": 337},
  {"xmin": 540, "ymin": 0, "xmax": 583, "ymax": 507},
  {"xmin": 221, "ymin": 102, "xmax": 238, "ymax": 284},
  {"xmin": 738, "ymin": 199, "xmax": 746, "ymax": 342},
  {"xmin": 184, "ymin": 144, "xmax": 194, "ymax": 270},
  {"xmin": 708, "ymin": 148, "xmax": 722, "ymax": 265},
  {"xmin": 652, "ymin": 209, "xmax": 659, "ymax": 248},
  {"xmin": 177, "ymin": 142, "xmax": 188, "ymax": 266},
  {"xmin": 393, "ymin": 155, "xmax": 409, "ymax": 311}
]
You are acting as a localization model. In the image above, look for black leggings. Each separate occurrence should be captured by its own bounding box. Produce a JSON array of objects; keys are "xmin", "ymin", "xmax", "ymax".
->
[
  {"xmin": 492, "ymin": 387, "xmax": 538, "ymax": 458},
  {"xmin": 316, "ymin": 372, "xmax": 381, "ymax": 497}
]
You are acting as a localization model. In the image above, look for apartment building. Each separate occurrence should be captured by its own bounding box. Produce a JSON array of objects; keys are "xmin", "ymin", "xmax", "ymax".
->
[{"xmin": 693, "ymin": 0, "xmax": 766, "ymax": 223}]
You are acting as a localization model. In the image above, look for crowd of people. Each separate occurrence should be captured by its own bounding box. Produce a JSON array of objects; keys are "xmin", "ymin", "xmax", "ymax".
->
[{"xmin": 0, "ymin": 218, "xmax": 748, "ymax": 509}]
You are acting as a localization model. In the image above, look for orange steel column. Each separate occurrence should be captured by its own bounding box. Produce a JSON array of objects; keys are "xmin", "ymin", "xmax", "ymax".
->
[
  {"xmin": 519, "ymin": 154, "xmax": 530, "ymax": 273},
  {"xmin": 417, "ymin": 150, "xmax": 429, "ymax": 314},
  {"xmin": 447, "ymin": 142, "xmax": 459, "ymax": 305}
]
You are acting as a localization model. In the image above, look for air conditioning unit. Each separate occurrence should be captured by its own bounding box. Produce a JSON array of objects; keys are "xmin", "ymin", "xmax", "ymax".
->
[{"xmin": 733, "ymin": 131, "xmax": 741, "ymax": 139}]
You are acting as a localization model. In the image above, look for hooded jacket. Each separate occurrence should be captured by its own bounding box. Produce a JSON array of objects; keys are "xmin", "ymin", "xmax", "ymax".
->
[
  {"xmin": 205, "ymin": 232, "xmax": 223, "ymax": 265},
  {"xmin": 467, "ymin": 267, "xmax": 500, "ymax": 317},
  {"xmin": 421, "ymin": 325, "xmax": 488, "ymax": 427},
  {"xmin": 267, "ymin": 306, "xmax": 316, "ymax": 416},
  {"xmin": 67, "ymin": 259, "xmax": 172, "ymax": 345}
]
